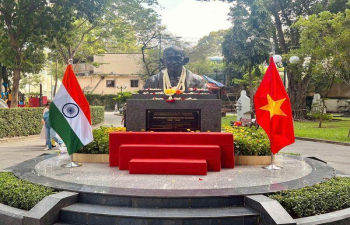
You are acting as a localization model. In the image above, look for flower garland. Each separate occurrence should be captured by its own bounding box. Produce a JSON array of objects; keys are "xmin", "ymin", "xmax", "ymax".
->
[{"xmin": 163, "ymin": 66, "xmax": 186, "ymax": 92}]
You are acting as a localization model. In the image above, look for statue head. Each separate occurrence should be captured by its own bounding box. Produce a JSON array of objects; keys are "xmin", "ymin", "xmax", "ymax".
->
[{"xmin": 161, "ymin": 46, "xmax": 189, "ymax": 73}]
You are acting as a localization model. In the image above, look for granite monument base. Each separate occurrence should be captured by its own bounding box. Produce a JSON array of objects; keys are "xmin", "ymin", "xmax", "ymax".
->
[{"xmin": 126, "ymin": 99, "xmax": 221, "ymax": 132}]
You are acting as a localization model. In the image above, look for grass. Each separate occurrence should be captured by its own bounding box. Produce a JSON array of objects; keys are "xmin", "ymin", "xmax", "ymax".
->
[
  {"xmin": 221, "ymin": 114, "xmax": 237, "ymax": 127},
  {"xmin": 294, "ymin": 119, "xmax": 350, "ymax": 143},
  {"xmin": 221, "ymin": 115, "xmax": 350, "ymax": 143}
]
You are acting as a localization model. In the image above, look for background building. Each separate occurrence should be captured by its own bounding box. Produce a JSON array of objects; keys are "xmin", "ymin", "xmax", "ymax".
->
[{"xmin": 75, "ymin": 53, "xmax": 144, "ymax": 95}]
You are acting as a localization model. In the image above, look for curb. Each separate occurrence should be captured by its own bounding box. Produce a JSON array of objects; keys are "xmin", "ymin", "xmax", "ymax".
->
[
  {"xmin": 295, "ymin": 137, "xmax": 350, "ymax": 146},
  {"xmin": 0, "ymin": 191, "xmax": 78, "ymax": 225},
  {"xmin": 245, "ymin": 195, "xmax": 296, "ymax": 225}
]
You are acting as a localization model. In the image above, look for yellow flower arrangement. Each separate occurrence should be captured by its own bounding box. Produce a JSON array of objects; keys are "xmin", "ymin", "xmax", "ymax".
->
[{"xmin": 164, "ymin": 89, "xmax": 177, "ymax": 95}]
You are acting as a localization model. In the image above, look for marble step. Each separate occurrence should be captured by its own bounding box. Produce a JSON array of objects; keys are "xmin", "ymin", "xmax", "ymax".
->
[
  {"xmin": 60, "ymin": 203, "xmax": 260, "ymax": 225},
  {"xmin": 78, "ymin": 193, "xmax": 245, "ymax": 208}
]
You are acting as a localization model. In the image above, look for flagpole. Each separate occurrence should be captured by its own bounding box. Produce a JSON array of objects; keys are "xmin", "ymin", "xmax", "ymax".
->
[
  {"xmin": 264, "ymin": 154, "xmax": 282, "ymax": 170},
  {"xmin": 63, "ymin": 154, "xmax": 81, "ymax": 168}
]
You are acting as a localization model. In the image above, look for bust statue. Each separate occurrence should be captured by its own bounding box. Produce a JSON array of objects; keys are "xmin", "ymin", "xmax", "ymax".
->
[{"xmin": 143, "ymin": 46, "xmax": 207, "ymax": 91}]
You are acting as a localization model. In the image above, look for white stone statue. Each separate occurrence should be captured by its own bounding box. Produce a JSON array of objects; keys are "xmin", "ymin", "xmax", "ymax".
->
[
  {"xmin": 235, "ymin": 90, "xmax": 251, "ymax": 120},
  {"xmin": 311, "ymin": 93, "xmax": 326, "ymax": 113}
]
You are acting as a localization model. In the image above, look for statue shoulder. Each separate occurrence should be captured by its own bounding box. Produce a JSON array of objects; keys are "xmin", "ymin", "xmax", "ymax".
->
[
  {"xmin": 186, "ymin": 70, "xmax": 207, "ymax": 89},
  {"xmin": 143, "ymin": 72, "xmax": 162, "ymax": 89}
]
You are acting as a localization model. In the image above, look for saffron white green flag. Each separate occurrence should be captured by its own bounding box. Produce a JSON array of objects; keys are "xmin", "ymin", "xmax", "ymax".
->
[{"xmin": 49, "ymin": 65, "xmax": 93, "ymax": 155}]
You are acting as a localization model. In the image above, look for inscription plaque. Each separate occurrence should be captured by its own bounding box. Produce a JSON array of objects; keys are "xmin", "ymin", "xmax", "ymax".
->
[{"xmin": 146, "ymin": 109, "xmax": 201, "ymax": 132}]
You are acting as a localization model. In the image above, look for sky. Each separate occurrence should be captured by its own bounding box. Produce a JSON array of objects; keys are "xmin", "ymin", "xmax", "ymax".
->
[{"xmin": 156, "ymin": 0, "xmax": 232, "ymax": 44}]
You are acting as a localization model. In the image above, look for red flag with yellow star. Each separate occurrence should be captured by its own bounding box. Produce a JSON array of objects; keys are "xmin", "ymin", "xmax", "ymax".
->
[{"xmin": 254, "ymin": 57, "xmax": 295, "ymax": 154}]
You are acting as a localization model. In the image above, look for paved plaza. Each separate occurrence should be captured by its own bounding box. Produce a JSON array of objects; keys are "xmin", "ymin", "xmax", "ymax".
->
[{"xmin": 0, "ymin": 112, "xmax": 349, "ymax": 176}]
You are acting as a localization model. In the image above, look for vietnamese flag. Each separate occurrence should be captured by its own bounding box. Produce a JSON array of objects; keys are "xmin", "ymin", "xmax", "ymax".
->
[{"xmin": 254, "ymin": 57, "xmax": 295, "ymax": 154}]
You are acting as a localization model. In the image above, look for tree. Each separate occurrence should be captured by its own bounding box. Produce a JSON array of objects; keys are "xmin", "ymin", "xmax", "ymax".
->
[
  {"xmin": 185, "ymin": 30, "xmax": 227, "ymax": 76},
  {"xmin": 293, "ymin": 10, "xmax": 350, "ymax": 126},
  {"xmin": 222, "ymin": 0, "xmax": 272, "ymax": 117},
  {"xmin": 201, "ymin": 0, "xmax": 350, "ymax": 119},
  {"xmin": 52, "ymin": 0, "xmax": 158, "ymax": 65},
  {"xmin": 0, "ymin": 0, "xmax": 110, "ymax": 107}
]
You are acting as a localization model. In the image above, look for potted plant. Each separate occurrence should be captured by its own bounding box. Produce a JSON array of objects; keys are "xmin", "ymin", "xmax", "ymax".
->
[
  {"xmin": 223, "ymin": 125, "xmax": 271, "ymax": 165},
  {"xmin": 73, "ymin": 126, "xmax": 126, "ymax": 163}
]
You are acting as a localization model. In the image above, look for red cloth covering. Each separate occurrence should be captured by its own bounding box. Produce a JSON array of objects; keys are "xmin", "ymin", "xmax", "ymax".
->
[
  {"xmin": 109, "ymin": 132, "xmax": 234, "ymax": 168},
  {"xmin": 129, "ymin": 158, "xmax": 207, "ymax": 175}
]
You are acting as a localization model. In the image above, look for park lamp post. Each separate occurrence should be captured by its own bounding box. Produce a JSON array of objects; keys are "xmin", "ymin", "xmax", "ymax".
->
[
  {"xmin": 116, "ymin": 84, "xmax": 127, "ymax": 110},
  {"xmin": 246, "ymin": 35, "xmax": 300, "ymax": 88}
]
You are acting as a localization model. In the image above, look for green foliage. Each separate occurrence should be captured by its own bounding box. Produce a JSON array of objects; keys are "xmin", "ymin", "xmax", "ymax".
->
[
  {"xmin": 0, "ymin": 172, "xmax": 55, "ymax": 211},
  {"xmin": 223, "ymin": 125, "xmax": 271, "ymax": 156},
  {"xmin": 0, "ymin": 106, "xmax": 104, "ymax": 138},
  {"xmin": 113, "ymin": 92, "xmax": 133, "ymax": 103},
  {"xmin": 90, "ymin": 106, "xmax": 105, "ymax": 125},
  {"xmin": 307, "ymin": 112, "xmax": 333, "ymax": 121},
  {"xmin": 269, "ymin": 177, "xmax": 350, "ymax": 218},
  {"xmin": 78, "ymin": 126, "xmax": 126, "ymax": 154},
  {"xmin": 0, "ymin": 108, "xmax": 43, "ymax": 138}
]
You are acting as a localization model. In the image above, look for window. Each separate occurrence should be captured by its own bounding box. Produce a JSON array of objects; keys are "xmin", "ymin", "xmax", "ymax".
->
[
  {"xmin": 130, "ymin": 80, "xmax": 139, "ymax": 88},
  {"xmin": 106, "ymin": 80, "xmax": 115, "ymax": 87}
]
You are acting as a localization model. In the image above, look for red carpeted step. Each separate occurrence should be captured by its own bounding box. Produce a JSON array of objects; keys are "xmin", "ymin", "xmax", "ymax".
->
[
  {"xmin": 109, "ymin": 132, "xmax": 234, "ymax": 168},
  {"xmin": 129, "ymin": 158, "xmax": 207, "ymax": 175},
  {"xmin": 119, "ymin": 144, "xmax": 221, "ymax": 171}
]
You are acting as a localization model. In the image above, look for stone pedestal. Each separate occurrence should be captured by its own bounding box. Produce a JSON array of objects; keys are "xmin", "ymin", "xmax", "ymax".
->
[{"xmin": 126, "ymin": 95, "xmax": 221, "ymax": 132}]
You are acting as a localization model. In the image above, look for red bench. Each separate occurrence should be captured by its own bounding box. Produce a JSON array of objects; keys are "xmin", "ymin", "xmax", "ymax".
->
[
  {"xmin": 129, "ymin": 159, "xmax": 207, "ymax": 175},
  {"xmin": 109, "ymin": 132, "xmax": 234, "ymax": 168},
  {"xmin": 119, "ymin": 144, "xmax": 221, "ymax": 171}
]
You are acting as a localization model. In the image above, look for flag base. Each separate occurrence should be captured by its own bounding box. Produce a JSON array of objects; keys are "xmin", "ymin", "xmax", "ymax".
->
[
  {"xmin": 62, "ymin": 155, "xmax": 82, "ymax": 168},
  {"xmin": 264, "ymin": 164, "xmax": 282, "ymax": 170},
  {"xmin": 263, "ymin": 154, "xmax": 282, "ymax": 170},
  {"xmin": 63, "ymin": 161, "xmax": 81, "ymax": 168}
]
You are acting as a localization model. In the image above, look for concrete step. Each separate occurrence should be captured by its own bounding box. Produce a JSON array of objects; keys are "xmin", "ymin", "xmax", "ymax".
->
[
  {"xmin": 78, "ymin": 193, "xmax": 245, "ymax": 208},
  {"xmin": 60, "ymin": 203, "xmax": 260, "ymax": 225}
]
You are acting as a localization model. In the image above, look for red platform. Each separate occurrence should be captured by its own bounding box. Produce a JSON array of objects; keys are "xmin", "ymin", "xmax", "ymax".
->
[
  {"xmin": 129, "ymin": 158, "xmax": 207, "ymax": 175},
  {"xmin": 119, "ymin": 144, "xmax": 221, "ymax": 171},
  {"xmin": 109, "ymin": 132, "xmax": 234, "ymax": 168}
]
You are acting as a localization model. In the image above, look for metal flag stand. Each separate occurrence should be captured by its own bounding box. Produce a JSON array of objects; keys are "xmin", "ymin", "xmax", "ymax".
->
[
  {"xmin": 63, "ymin": 154, "xmax": 81, "ymax": 168},
  {"xmin": 264, "ymin": 154, "xmax": 282, "ymax": 170}
]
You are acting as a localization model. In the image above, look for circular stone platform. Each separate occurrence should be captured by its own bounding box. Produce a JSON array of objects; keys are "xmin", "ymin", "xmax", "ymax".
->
[{"xmin": 12, "ymin": 153, "xmax": 335, "ymax": 197}]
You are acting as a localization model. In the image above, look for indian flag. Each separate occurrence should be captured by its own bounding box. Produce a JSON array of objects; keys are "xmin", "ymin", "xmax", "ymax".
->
[{"xmin": 49, "ymin": 65, "xmax": 93, "ymax": 155}]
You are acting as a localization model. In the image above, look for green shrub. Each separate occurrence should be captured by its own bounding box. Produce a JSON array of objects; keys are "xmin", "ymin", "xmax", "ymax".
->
[
  {"xmin": 269, "ymin": 177, "xmax": 350, "ymax": 218},
  {"xmin": 90, "ymin": 106, "xmax": 105, "ymax": 125},
  {"xmin": 0, "ymin": 172, "xmax": 55, "ymax": 210},
  {"xmin": 223, "ymin": 125, "xmax": 271, "ymax": 156},
  {"xmin": 0, "ymin": 108, "xmax": 43, "ymax": 138},
  {"xmin": 307, "ymin": 112, "xmax": 333, "ymax": 121},
  {"xmin": 77, "ymin": 126, "xmax": 126, "ymax": 154},
  {"xmin": 85, "ymin": 93, "xmax": 133, "ymax": 111},
  {"xmin": 0, "ymin": 106, "xmax": 104, "ymax": 138}
]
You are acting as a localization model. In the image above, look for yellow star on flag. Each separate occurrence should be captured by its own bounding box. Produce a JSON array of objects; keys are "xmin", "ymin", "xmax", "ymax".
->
[{"xmin": 260, "ymin": 94, "xmax": 287, "ymax": 119}]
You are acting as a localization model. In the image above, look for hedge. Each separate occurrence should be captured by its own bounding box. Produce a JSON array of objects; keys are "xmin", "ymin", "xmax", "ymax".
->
[
  {"xmin": 85, "ymin": 93, "xmax": 133, "ymax": 111},
  {"xmin": 0, "ymin": 172, "xmax": 55, "ymax": 210},
  {"xmin": 269, "ymin": 177, "xmax": 350, "ymax": 218},
  {"xmin": 0, "ymin": 106, "xmax": 105, "ymax": 138},
  {"xmin": 85, "ymin": 94, "xmax": 115, "ymax": 111}
]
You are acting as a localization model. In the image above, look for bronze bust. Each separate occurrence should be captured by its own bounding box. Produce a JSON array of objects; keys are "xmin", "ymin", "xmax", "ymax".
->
[{"xmin": 143, "ymin": 46, "xmax": 207, "ymax": 91}]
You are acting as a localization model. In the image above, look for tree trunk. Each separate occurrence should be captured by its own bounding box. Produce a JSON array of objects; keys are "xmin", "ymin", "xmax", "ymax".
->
[
  {"xmin": 318, "ymin": 74, "xmax": 335, "ymax": 128},
  {"xmin": 248, "ymin": 66, "xmax": 255, "ymax": 118},
  {"xmin": 287, "ymin": 71, "xmax": 311, "ymax": 120},
  {"xmin": 53, "ymin": 59, "xmax": 58, "ymax": 97},
  {"xmin": 11, "ymin": 68, "xmax": 21, "ymax": 108}
]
